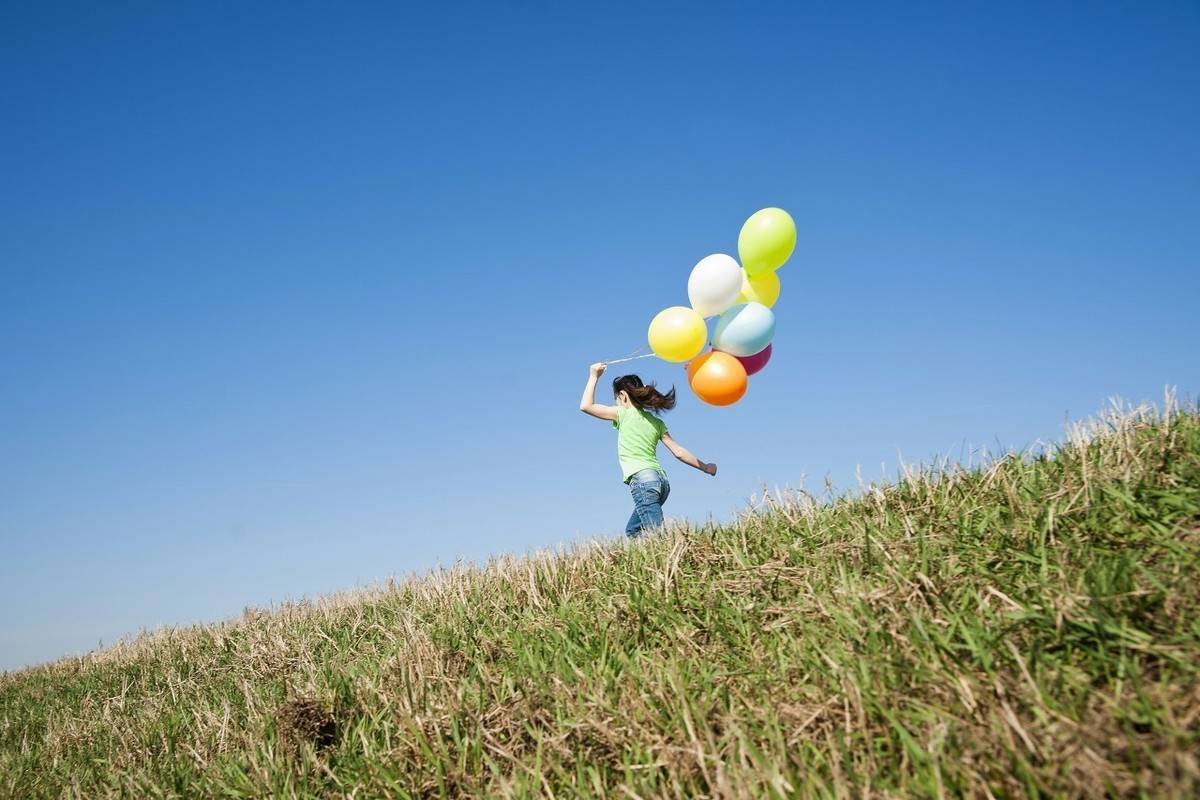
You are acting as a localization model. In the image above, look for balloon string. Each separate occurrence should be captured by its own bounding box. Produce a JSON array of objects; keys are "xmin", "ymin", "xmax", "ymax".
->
[
  {"xmin": 603, "ymin": 343, "xmax": 649, "ymax": 363},
  {"xmin": 604, "ymin": 352, "xmax": 656, "ymax": 365}
]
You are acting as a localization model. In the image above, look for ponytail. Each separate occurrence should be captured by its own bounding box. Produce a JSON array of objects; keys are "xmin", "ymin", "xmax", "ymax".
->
[{"xmin": 612, "ymin": 374, "xmax": 676, "ymax": 414}]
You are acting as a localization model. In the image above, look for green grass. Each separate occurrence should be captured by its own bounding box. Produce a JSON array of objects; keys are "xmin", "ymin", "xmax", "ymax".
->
[{"xmin": 3, "ymin": 398, "xmax": 1200, "ymax": 798}]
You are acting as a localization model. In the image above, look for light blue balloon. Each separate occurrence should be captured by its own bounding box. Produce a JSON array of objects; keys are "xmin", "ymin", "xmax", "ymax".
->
[{"xmin": 712, "ymin": 302, "xmax": 775, "ymax": 357}]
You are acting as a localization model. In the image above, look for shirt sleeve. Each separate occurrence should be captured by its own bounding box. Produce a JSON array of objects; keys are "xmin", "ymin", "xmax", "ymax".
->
[{"xmin": 612, "ymin": 407, "xmax": 624, "ymax": 430}]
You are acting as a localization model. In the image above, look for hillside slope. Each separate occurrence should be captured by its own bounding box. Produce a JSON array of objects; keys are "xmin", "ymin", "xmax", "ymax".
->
[{"xmin": 3, "ymin": 400, "xmax": 1199, "ymax": 798}]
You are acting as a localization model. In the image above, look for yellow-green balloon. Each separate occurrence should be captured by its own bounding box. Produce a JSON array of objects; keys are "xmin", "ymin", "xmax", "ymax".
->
[
  {"xmin": 647, "ymin": 306, "xmax": 707, "ymax": 363},
  {"xmin": 738, "ymin": 207, "xmax": 796, "ymax": 276},
  {"xmin": 735, "ymin": 269, "xmax": 780, "ymax": 308}
]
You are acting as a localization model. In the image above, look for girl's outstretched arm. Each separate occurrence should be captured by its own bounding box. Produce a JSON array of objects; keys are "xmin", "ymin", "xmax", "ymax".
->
[
  {"xmin": 579, "ymin": 362, "xmax": 618, "ymax": 421},
  {"xmin": 662, "ymin": 432, "xmax": 717, "ymax": 476}
]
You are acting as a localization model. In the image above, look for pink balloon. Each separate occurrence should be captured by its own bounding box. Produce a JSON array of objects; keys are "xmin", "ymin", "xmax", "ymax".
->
[{"xmin": 733, "ymin": 343, "xmax": 772, "ymax": 376}]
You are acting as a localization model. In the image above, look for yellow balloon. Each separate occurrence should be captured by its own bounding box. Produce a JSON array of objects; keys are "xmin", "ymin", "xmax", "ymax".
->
[
  {"xmin": 735, "ymin": 269, "xmax": 780, "ymax": 308},
  {"xmin": 738, "ymin": 207, "xmax": 796, "ymax": 276},
  {"xmin": 647, "ymin": 306, "xmax": 707, "ymax": 363}
]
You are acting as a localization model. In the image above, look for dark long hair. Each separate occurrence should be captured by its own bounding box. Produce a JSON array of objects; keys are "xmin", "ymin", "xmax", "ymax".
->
[{"xmin": 612, "ymin": 374, "xmax": 676, "ymax": 414}]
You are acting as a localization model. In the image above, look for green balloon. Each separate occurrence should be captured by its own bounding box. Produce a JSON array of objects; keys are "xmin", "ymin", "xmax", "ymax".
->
[{"xmin": 738, "ymin": 208, "xmax": 796, "ymax": 276}]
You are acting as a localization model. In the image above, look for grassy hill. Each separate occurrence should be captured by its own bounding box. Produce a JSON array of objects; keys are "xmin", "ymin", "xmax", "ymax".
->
[{"xmin": 3, "ymin": 399, "xmax": 1199, "ymax": 798}]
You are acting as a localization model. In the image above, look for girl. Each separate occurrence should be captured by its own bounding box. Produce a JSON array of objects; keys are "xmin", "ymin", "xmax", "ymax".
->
[{"xmin": 580, "ymin": 362, "xmax": 717, "ymax": 537}]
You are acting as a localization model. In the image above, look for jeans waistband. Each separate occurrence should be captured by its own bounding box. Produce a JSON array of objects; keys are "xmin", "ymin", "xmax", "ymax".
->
[{"xmin": 629, "ymin": 468, "xmax": 667, "ymax": 484}]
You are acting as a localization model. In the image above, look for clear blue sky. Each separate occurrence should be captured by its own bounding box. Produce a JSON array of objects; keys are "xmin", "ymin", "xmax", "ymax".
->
[{"xmin": 2, "ymin": 1, "xmax": 1197, "ymax": 671}]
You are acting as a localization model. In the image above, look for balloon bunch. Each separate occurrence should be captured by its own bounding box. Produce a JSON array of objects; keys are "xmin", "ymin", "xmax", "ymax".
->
[{"xmin": 645, "ymin": 208, "xmax": 795, "ymax": 406}]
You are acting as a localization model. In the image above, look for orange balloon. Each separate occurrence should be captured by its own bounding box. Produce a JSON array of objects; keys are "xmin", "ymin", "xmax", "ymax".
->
[{"xmin": 686, "ymin": 350, "xmax": 748, "ymax": 406}]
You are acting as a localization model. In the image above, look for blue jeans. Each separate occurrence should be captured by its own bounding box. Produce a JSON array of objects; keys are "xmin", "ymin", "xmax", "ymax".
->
[{"xmin": 625, "ymin": 468, "xmax": 670, "ymax": 538}]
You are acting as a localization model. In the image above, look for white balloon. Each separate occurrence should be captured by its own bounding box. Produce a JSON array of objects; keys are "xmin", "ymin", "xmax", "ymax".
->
[{"xmin": 687, "ymin": 254, "xmax": 743, "ymax": 318}]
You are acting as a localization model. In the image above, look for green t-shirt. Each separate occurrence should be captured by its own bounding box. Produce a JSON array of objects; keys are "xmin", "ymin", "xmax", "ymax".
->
[{"xmin": 612, "ymin": 406, "xmax": 668, "ymax": 482}]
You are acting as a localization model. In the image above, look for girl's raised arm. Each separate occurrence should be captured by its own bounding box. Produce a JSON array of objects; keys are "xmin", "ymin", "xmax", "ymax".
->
[{"xmin": 579, "ymin": 363, "xmax": 618, "ymax": 421}]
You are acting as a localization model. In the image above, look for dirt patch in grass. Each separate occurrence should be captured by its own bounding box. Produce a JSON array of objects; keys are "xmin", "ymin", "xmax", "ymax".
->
[{"xmin": 276, "ymin": 697, "xmax": 336, "ymax": 751}]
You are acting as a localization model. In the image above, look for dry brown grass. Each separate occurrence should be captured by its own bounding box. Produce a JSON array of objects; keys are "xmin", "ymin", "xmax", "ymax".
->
[{"xmin": 2, "ymin": 395, "xmax": 1198, "ymax": 798}]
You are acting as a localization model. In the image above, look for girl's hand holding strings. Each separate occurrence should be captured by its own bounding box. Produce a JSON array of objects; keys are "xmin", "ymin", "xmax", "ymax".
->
[{"xmin": 590, "ymin": 362, "xmax": 608, "ymax": 377}]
